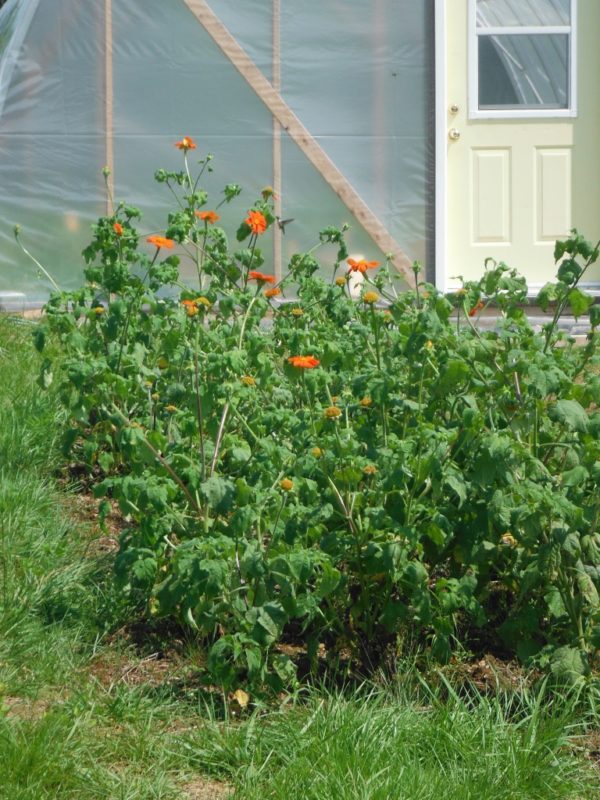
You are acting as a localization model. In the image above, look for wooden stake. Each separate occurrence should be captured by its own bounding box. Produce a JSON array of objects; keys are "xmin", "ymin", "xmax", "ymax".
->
[{"xmin": 181, "ymin": 0, "xmax": 415, "ymax": 285}]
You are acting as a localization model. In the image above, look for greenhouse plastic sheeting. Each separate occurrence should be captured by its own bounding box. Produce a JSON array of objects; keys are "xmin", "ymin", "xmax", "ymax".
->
[{"xmin": 0, "ymin": 0, "xmax": 435, "ymax": 306}]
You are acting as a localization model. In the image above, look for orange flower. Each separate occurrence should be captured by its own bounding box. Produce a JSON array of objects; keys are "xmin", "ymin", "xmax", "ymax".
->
[
  {"xmin": 113, "ymin": 222, "xmax": 123, "ymax": 236},
  {"xmin": 288, "ymin": 355, "xmax": 320, "ymax": 369},
  {"xmin": 182, "ymin": 299, "xmax": 199, "ymax": 317},
  {"xmin": 241, "ymin": 375, "xmax": 256, "ymax": 387},
  {"xmin": 280, "ymin": 478, "xmax": 294, "ymax": 492},
  {"xmin": 195, "ymin": 210, "xmax": 220, "ymax": 224},
  {"xmin": 362, "ymin": 291, "xmax": 379, "ymax": 304},
  {"xmin": 264, "ymin": 287, "xmax": 281, "ymax": 299},
  {"xmin": 245, "ymin": 210, "xmax": 268, "ymax": 235},
  {"xmin": 363, "ymin": 464, "xmax": 378, "ymax": 476},
  {"xmin": 147, "ymin": 235, "xmax": 175, "ymax": 249},
  {"xmin": 468, "ymin": 300, "xmax": 485, "ymax": 317},
  {"xmin": 175, "ymin": 136, "xmax": 196, "ymax": 152},
  {"xmin": 324, "ymin": 406, "xmax": 342, "ymax": 418},
  {"xmin": 248, "ymin": 270, "xmax": 276, "ymax": 284},
  {"xmin": 347, "ymin": 258, "xmax": 380, "ymax": 273},
  {"xmin": 359, "ymin": 397, "xmax": 372, "ymax": 407}
]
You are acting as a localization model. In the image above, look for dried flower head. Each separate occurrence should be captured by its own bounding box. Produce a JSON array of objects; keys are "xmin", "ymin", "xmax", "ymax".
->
[
  {"xmin": 335, "ymin": 276, "xmax": 347, "ymax": 287},
  {"xmin": 311, "ymin": 447, "xmax": 324, "ymax": 458},
  {"xmin": 291, "ymin": 307, "xmax": 304, "ymax": 317},
  {"xmin": 280, "ymin": 478, "xmax": 294, "ymax": 491},
  {"xmin": 469, "ymin": 300, "xmax": 485, "ymax": 317},
  {"xmin": 324, "ymin": 406, "xmax": 342, "ymax": 419},
  {"xmin": 241, "ymin": 375, "xmax": 256, "ymax": 386},
  {"xmin": 359, "ymin": 396, "xmax": 372, "ymax": 407},
  {"xmin": 93, "ymin": 306, "xmax": 105, "ymax": 315},
  {"xmin": 363, "ymin": 464, "xmax": 378, "ymax": 476}
]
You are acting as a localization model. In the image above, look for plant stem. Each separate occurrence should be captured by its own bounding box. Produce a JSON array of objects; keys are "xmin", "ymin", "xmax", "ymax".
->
[
  {"xmin": 14, "ymin": 229, "xmax": 61, "ymax": 293},
  {"xmin": 110, "ymin": 405, "xmax": 202, "ymax": 516},
  {"xmin": 193, "ymin": 325, "xmax": 206, "ymax": 480}
]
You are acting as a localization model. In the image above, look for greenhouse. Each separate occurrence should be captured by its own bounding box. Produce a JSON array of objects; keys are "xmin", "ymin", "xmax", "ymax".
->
[{"xmin": 1, "ymin": 0, "xmax": 600, "ymax": 308}]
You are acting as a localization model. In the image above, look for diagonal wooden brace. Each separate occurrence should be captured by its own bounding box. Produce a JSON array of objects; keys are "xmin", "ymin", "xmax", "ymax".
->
[{"xmin": 181, "ymin": 0, "xmax": 415, "ymax": 286}]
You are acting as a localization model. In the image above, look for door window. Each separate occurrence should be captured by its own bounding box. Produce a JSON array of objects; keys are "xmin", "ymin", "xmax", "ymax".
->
[{"xmin": 470, "ymin": 0, "xmax": 576, "ymax": 117}]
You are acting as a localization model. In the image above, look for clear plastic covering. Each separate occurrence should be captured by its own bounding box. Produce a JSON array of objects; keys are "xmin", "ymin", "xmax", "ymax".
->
[{"xmin": 0, "ymin": 0, "xmax": 435, "ymax": 305}]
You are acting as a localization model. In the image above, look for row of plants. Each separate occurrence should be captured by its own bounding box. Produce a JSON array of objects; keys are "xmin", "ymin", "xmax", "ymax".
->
[{"xmin": 31, "ymin": 137, "xmax": 600, "ymax": 692}]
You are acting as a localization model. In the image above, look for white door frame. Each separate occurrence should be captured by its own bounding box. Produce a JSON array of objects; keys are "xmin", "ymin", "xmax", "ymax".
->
[{"xmin": 434, "ymin": 0, "xmax": 448, "ymax": 292}]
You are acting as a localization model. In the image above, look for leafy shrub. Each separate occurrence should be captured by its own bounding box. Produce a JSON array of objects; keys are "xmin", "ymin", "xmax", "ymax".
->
[{"xmin": 33, "ymin": 142, "xmax": 600, "ymax": 691}]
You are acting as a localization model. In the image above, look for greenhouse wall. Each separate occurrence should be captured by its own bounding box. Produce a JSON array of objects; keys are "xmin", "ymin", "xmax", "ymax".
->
[{"xmin": 0, "ymin": 0, "xmax": 435, "ymax": 306}]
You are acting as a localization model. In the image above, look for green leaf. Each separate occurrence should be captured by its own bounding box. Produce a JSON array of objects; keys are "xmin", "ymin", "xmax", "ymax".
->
[
  {"xmin": 444, "ymin": 473, "xmax": 467, "ymax": 507},
  {"xmin": 557, "ymin": 259, "xmax": 582, "ymax": 286},
  {"xmin": 550, "ymin": 646, "xmax": 589, "ymax": 685},
  {"xmin": 435, "ymin": 359, "xmax": 469, "ymax": 395},
  {"xmin": 200, "ymin": 476, "xmax": 235, "ymax": 514},
  {"xmin": 32, "ymin": 326, "xmax": 47, "ymax": 352},
  {"xmin": 315, "ymin": 562, "xmax": 341, "ymax": 599},
  {"xmin": 562, "ymin": 465, "xmax": 589, "ymax": 487},
  {"xmin": 567, "ymin": 288, "xmax": 594, "ymax": 319},
  {"xmin": 536, "ymin": 282, "xmax": 559, "ymax": 312},
  {"xmin": 550, "ymin": 400, "xmax": 589, "ymax": 433}
]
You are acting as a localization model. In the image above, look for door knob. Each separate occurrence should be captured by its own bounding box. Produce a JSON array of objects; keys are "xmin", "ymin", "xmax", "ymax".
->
[{"xmin": 448, "ymin": 128, "xmax": 461, "ymax": 141}]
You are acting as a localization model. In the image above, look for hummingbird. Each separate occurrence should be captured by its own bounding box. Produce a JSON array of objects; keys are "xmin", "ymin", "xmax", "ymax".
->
[{"xmin": 276, "ymin": 216, "xmax": 295, "ymax": 235}]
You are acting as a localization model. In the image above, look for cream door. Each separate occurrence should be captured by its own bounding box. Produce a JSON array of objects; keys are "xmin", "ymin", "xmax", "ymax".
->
[{"xmin": 444, "ymin": 0, "xmax": 600, "ymax": 293}]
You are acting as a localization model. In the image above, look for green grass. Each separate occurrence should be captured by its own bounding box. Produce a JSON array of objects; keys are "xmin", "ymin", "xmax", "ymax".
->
[{"xmin": 0, "ymin": 314, "xmax": 598, "ymax": 799}]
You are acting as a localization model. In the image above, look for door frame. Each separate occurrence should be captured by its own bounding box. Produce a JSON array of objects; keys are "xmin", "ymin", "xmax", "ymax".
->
[{"xmin": 434, "ymin": 0, "xmax": 448, "ymax": 292}]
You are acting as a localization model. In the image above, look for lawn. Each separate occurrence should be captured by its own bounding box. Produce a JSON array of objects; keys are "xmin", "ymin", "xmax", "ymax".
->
[{"xmin": 1, "ymin": 312, "xmax": 599, "ymax": 799}]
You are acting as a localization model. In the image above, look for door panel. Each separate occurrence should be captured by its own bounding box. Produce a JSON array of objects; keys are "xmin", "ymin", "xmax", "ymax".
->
[{"xmin": 536, "ymin": 148, "xmax": 572, "ymax": 242}]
